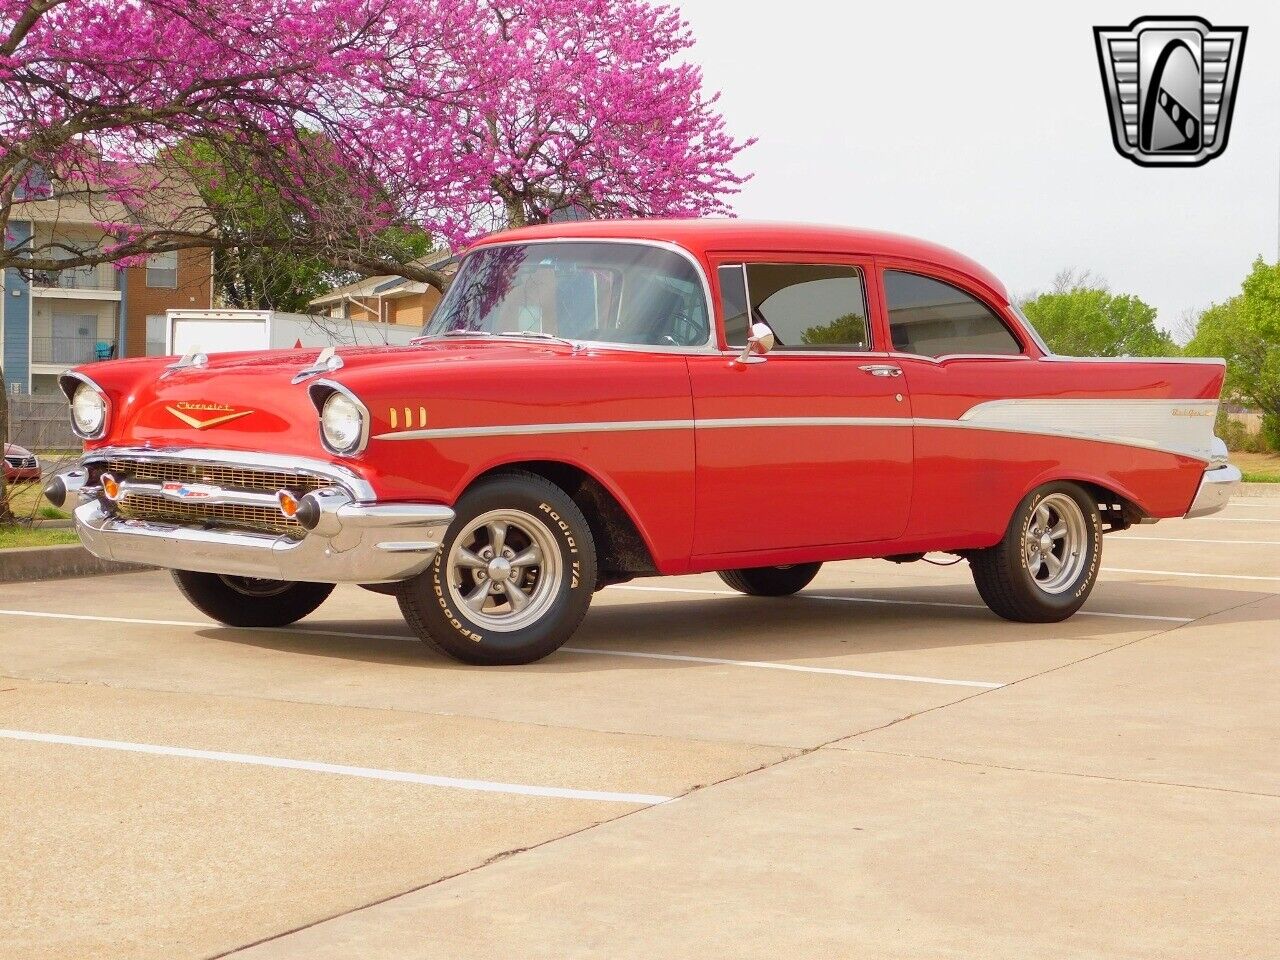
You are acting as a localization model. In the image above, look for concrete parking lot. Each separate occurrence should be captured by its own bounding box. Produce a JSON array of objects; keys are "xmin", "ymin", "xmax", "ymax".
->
[{"xmin": 2, "ymin": 499, "xmax": 1278, "ymax": 959}]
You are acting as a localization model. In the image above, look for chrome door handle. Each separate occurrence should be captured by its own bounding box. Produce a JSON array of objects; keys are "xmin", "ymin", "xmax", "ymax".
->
[{"xmin": 859, "ymin": 364, "xmax": 902, "ymax": 378}]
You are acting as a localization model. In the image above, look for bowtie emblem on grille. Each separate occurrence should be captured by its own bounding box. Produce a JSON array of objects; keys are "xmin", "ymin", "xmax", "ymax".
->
[
  {"xmin": 161, "ymin": 481, "xmax": 221, "ymax": 500},
  {"xmin": 165, "ymin": 402, "xmax": 254, "ymax": 430},
  {"xmin": 1094, "ymin": 16, "xmax": 1247, "ymax": 167}
]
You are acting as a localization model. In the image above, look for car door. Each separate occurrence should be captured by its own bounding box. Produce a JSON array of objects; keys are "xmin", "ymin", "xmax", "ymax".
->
[
  {"xmin": 875, "ymin": 263, "xmax": 1037, "ymax": 540},
  {"xmin": 687, "ymin": 254, "xmax": 913, "ymax": 558}
]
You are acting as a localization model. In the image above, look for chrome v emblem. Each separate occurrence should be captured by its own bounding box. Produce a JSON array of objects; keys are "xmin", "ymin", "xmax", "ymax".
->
[{"xmin": 165, "ymin": 406, "xmax": 254, "ymax": 430}]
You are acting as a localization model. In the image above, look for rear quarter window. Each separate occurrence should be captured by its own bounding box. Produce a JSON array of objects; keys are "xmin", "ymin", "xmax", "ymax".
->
[{"xmin": 884, "ymin": 271, "xmax": 1022, "ymax": 358}]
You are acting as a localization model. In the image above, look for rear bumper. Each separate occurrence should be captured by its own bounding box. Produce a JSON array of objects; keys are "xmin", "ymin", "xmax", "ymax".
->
[{"xmin": 1184, "ymin": 464, "xmax": 1241, "ymax": 519}]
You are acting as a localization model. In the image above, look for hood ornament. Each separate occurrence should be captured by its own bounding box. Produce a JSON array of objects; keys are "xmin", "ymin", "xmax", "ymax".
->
[
  {"xmin": 159, "ymin": 348, "xmax": 208, "ymax": 380},
  {"xmin": 292, "ymin": 346, "xmax": 344, "ymax": 384}
]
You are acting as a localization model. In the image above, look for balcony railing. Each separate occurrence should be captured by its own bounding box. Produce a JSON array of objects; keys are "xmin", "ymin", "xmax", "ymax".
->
[
  {"xmin": 30, "ymin": 336, "xmax": 117, "ymax": 365},
  {"xmin": 30, "ymin": 266, "xmax": 118, "ymax": 292}
]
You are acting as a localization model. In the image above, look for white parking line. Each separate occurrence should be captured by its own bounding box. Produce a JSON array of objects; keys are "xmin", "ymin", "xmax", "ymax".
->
[
  {"xmin": 0, "ymin": 729, "xmax": 673, "ymax": 805},
  {"xmin": 1102, "ymin": 567, "xmax": 1280, "ymax": 583},
  {"xmin": 0, "ymin": 609, "xmax": 1004, "ymax": 688},
  {"xmin": 1183, "ymin": 517, "xmax": 1280, "ymax": 523},
  {"xmin": 559, "ymin": 647, "xmax": 1003, "ymax": 688},
  {"xmin": 1115, "ymin": 536, "xmax": 1280, "ymax": 546},
  {"xmin": 606, "ymin": 585, "xmax": 1194, "ymax": 623}
]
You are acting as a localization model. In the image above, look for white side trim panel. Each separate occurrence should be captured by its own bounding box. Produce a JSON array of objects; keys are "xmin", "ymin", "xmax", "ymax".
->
[{"xmin": 951, "ymin": 398, "xmax": 1218, "ymax": 461}]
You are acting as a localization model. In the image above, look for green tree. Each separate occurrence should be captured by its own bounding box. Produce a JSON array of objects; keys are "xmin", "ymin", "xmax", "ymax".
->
[
  {"xmin": 1187, "ymin": 258, "xmax": 1280, "ymax": 449},
  {"xmin": 800, "ymin": 313, "xmax": 868, "ymax": 348},
  {"xmin": 1020, "ymin": 271, "xmax": 1177, "ymax": 357},
  {"xmin": 180, "ymin": 138, "xmax": 434, "ymax": 312}
]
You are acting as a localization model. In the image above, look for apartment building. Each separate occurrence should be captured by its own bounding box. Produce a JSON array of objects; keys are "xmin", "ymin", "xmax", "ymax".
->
[
  {"xmin": 2, "ymin": 204, "xmax": 212, "ymax": 396},
  {"xmin": 307, "ymin": 255, "xmax": 456, "ymax": 328}
]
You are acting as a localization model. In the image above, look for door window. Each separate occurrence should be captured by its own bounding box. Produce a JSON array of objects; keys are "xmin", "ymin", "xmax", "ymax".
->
[
  {"xmin": 883, "ymin": 270, "xmax": 1022, "ymax": 357},
  {"xmin": 717, "ymin": 265, "xmax": 750, "ymax": 345},
  {"xmin": 722, "ymin": 263, "xmax": 870, "ymax": 351}
]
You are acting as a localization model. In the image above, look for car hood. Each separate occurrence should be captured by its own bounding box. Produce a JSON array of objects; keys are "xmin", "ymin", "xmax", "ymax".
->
[
  {"xmin": 81, "ymin": 339, "xmax": 581, "ymax": 458},
  {"xmin": 4, "ymin": 443, "xmax": 34, "ymax": 458}
]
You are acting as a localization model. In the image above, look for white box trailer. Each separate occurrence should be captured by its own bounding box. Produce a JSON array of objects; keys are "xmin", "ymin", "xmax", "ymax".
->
[{"xmin": 165, "ymin": 309, "xmax": 420, "ymax": 357}]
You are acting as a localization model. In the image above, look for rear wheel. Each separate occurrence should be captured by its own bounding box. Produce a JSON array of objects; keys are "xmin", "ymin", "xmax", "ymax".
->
[
  {"xmin": 398, "ymin": 471, "xmax": 597, "ymax": 665},
  {"xmin": 969, "ymin": 482, "xmax": 1102, "ymax": 622},
  {"xmin": 172, "ymin": 571, "xmax": 334, "ymax": 627},
  {"xmin": 717, "ymin": 563, "xmax": 822, "ymax": 597}
]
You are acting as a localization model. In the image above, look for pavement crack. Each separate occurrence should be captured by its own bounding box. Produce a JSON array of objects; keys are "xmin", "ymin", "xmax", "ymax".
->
[
  {"xmin": 839, "ymin": 590, "xmax": 1271, "ymax": 743},
  {"xmin": 829, "ymin": 746, "xmax": 1280, "ymax": 800},
  {"xmin": 209, "ymin": 745, "xmax": 804, "ymax": 959}
]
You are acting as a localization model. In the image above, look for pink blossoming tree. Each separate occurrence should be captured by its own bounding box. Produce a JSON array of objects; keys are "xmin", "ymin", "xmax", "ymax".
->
[
  {"xmin": 0, "ymin": 0, "xmax": 751, "ymax": 282},
  {"xmin": 0, "ymin": 0, "xmax": 750, "ymax": 517}
]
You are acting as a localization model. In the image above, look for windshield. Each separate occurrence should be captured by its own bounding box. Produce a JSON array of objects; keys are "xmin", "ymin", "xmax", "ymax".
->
[{"xmin": 422, "ymin": 242, "xmax": 710, "ymax": 348}]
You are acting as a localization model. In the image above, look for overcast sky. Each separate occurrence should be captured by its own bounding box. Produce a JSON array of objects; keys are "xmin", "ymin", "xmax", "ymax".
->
[{"xmin": 675, "ymin": 0, "xmax": 1280, "ymax": 336}]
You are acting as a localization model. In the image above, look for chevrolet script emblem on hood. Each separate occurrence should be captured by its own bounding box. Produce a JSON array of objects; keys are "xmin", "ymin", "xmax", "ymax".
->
[{"xmin": 166, "ymin": 402, "xmax": 254, "ymax": 430}]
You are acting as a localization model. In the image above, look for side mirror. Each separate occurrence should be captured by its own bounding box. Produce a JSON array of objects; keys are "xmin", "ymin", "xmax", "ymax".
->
[{"xmin": 736, "ymin": 322, "xmax": 775, "ymax": 364}]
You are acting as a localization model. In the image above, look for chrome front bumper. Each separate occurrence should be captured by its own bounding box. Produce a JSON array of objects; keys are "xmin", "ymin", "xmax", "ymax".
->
[
  {"xmin": 54, "ymin": 449, "xmax": 454, "ymax": 584},
  {"xmin": 1185, "ymin": 464, "xmax": 1241, "ymax": 519},
  {"xmin": 73, "ymin": 499, "xmax": 453, "ymax": 583}
]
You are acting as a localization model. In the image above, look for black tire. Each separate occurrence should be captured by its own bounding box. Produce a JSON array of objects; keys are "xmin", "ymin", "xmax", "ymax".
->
[
  {"xmin": 172, "ymin": 571, "xmax": 334, "ymax": 627},
  {"xmin": 969, "ymin": 481, "xmax": 1102, "ymax": 623},
  {"xmin": 398, "ymin": 471, "xmax": 597, "ymax": 665},
  {"xmin": 717, "ymin": 562, "xmax": 822, "ymax": 597}
]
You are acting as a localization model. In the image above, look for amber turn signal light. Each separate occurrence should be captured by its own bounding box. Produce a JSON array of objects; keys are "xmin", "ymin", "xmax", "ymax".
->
[
  {"xmin": 100, "ymin": 472, "xmax": 121, "ymax": 501},
  {"xmin": 277, "ymin": 490, "xmax": 300, "ymax": 519}
]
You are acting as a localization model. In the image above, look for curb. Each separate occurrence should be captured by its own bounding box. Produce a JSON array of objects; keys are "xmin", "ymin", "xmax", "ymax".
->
[{"xmin": 0, "ymin": 545, "xmax": 152, "ymax": 584}]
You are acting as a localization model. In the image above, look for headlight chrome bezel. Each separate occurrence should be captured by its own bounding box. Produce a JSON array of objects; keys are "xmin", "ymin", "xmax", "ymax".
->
[
  {"xmin": 59, "ymin": 372, "xmax": 110, "ymax": 440},
  {"xmin": 310, "ymin": 380, "xmax": 369, "ymax": 457}
]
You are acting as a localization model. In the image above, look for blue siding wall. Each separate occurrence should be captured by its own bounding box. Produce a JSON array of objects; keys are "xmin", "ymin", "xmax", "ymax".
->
[{"xmin": 2, "ymin": 220, "xmax": 32, "ymax": 393}]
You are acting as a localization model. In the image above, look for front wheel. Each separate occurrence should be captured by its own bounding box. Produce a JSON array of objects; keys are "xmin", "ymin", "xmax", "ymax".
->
[
  {"xmin": 398, "ymin": 471, "xmax": 597, "ymax": 665},
  {"xmin": 172, "ymin": 571, "xmax": 334, "ymax": 627},
  {"xmin": 969, "ymin": 482, "xmax": 1102, "ymax": 622},
  {"xmin": 717, "ymin": 563, "xmax": 822, "ymax": 597}
]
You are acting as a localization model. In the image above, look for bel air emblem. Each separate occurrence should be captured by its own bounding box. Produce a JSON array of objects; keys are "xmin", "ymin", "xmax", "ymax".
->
[
  {"xmin": 166, "ymin": 402, "xmax": 254, "ymax": 430},
  {"xmin": 1094, "ymin": 16, "xmax": 1247, "ymax": 167}
]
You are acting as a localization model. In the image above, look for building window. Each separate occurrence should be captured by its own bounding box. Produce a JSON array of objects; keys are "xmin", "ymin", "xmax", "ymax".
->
[{"xmin": 146, "ymin": 251, "xmax": 178, "ymax": 289}]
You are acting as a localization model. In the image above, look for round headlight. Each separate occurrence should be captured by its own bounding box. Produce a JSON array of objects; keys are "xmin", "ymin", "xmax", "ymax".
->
[
  {"xmin": 71, "ymin": 383, "xmax": 107, "ymax": 438},
  {"xmin": 320, "ymin": 391, "xmax": 365, "ymax": 454}
]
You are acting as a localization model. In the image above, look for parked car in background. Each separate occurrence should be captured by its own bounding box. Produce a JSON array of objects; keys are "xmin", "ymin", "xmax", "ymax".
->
[
  {"xmin": 46, "ymin": 221, "xmax": 1238, "ymax": 665},
  {"xmin": 3, "ymin": 443, "xmax": 41, "ymax": 483}
]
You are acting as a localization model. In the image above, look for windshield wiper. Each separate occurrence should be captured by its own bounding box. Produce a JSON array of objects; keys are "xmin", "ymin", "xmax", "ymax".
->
[
  {"xmin": 500, "ymin": 330, "xmax": 577, "ymax": 347},
  {"xmin": 413, "ymin": 329, "xmax": 493, "ymax": 342}
]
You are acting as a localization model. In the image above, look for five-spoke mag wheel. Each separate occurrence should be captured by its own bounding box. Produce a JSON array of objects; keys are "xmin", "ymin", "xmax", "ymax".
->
[
  {"xmin": 399, "ymin": 471, "xmax": 597, "ymax": 665},
  {"xmin": 446, "ymin": 509, "xmax": 563, "ymax": 632},
  {"xmin": 1020, "ymin": 492, "xmax": 1089, "ymax": 595},
  {"xmin": 971, "ymin": 481, "xmax": 1102, "ymax": 623}
]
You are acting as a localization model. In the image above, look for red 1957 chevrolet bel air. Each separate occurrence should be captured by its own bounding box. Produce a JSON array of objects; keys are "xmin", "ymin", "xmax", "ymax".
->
[{"xmin": 47, "ymin": 221, "xmax": 1239, "ymax": 664}]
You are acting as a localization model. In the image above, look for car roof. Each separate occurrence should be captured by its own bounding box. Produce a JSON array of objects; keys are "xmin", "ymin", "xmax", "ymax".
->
[{"xmin": 471, "ymin": 219, "xmax": 1010, "ymax": 303}]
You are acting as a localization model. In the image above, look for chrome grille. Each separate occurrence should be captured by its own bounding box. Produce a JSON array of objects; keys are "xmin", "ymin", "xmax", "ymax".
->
[
  {"xmin": 101, "ymin": 457, "xmax": 332, "ymax": 538},
  {"xmin": 5, "ymin": 456, "xmax": 38, "ymax": 469},
  {"xmin": 116, "ymin": 493, "xmax": 304, "ymax": 539},
  {"xmin": 105, "ymin": 459, "xmax": 327, "ymax": 495}
]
